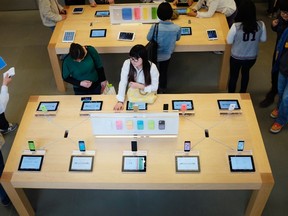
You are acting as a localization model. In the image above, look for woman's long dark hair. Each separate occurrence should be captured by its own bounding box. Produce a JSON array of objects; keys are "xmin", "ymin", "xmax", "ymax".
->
[
  {"xmin": 235, "ymin": 0, "xmax": 259, "ymax": 33},
  {"xmin": 128, "ymin": 44, "xmax": 151, "ymax": 86}
]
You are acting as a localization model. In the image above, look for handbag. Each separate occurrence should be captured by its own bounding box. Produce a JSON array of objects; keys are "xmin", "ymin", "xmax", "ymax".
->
[
  {"xmin": 145, "ymin": 23, "xmax": 158, "ymax": 64},
  {"xmin": 127, "ymin": 87, "xmax": 157, "ymax": 104}
]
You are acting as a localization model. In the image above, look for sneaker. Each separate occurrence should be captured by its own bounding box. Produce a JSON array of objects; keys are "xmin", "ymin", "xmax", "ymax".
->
[
  {"xmin": 270, "ymin": 108, "xmax": 278, "ymax": 119},
  {"xmin": 0, "ymin": 123, "xmax": 18, "ymax": 135},
  {"xmin": 270, "ymin": 122, "xmax": 283, "ymax": 134}
]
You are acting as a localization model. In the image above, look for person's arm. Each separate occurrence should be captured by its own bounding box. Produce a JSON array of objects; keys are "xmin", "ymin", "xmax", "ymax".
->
[
  {"xmin": 62, "ymin": 60, "xmax": 81, "ymax": 87},
  {"xmin": 147, "ymin": 24, "xmax": 156, "ymax": 41},
  {"xmin": 226, "ymin": 23, "xmax": 236, "ymax": 44},
  {"xmin": 0, "ymin": 74, "xmax": 11, "ymax": 114},
  {"xmin": 39, "ymin": 0, "xmax": 63, "ymax": 22},
  {"xmin": 176, "ymin": 26, "xmax": 181, "ymax": 41},
  {"xmin": 116, "ymin": 60, "xmax": 130, "ymax": 103},
  {"xmin": 196, "ymin": 0, "xmax": 218, "ymax": 18},
  {"xmin": 260, "ymin": 21, "xmax": 267, "ymax": 42}
]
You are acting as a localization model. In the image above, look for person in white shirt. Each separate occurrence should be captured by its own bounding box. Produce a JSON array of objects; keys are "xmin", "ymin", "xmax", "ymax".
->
[
  {"xmin": 114, "ymin": 45, "xmax": 159, "ymax": 111},
  {"xmin": 187, "ymin": 0, "xmax": 237, "ymax": 27}
]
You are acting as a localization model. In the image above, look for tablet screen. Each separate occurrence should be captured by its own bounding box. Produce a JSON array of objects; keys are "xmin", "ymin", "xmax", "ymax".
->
[
  {"xmin": 73, "ymin": 7, "xmax": 84, "ymax": 13},
  {"xmin": 207, "ymin": 29, "xmax": 217, "ymax": 40},
  {"xmin": 175, "ymin": 156, "xmax": 200, "ymax": 172},
  {"xmin": 217, "ymin": 100, "xmax": 240, "ymax": 110},
  {"xmin": 81, "ymin": 101, "xmax": 103, "ymax": 111},
  {"xmin": 122, "ymin": 156, "xmax": 146, "ymax": 172},
  {"xmin": 175, "ymin": 8, "xmax": 187, "ymax": 15},
  {"xmin": 69, "ymin": 156, "xmax": 94, "ymax": 172},
  {"xmin": 172, "ymin": 100, "xmax": 193, "ymax": 110},
  {"xmin": 181, "ymin": 27, "xmax": 192, "ymax": 35},
  {"xmin": 126, "ymin": 101, "xmax": 147, "ymax": 111},
  {"xmin": 95, "ymin": 10, "xmax": 110, "ymax": 17},
  {"xmin": 18, "ymin": 155, "xmax": 44, "ymax": 171},
  {"xmin": 0, "ymin": 57, "xmax": 7, "ymax": 70},
  {"xmin": 118, "ymin": 32, "xmax": 135, "ymax": 41},
  {"xmin": 228, "ymin": 155, "xmax": 255, "ymax": 172},
  {"xmin": 36, "ymin": 101, "xmax": 59, "ymax": 112},
  {"xmin": 90, "ymin": 29, "xmax": 107, "ymax": 38}
]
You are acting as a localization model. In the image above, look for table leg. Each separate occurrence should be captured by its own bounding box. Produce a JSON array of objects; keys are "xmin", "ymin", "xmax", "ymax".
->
[
  {"xmin": 47, "ymin": 44, "xmax": 66, "ymax": 92},
  {"xmin": 245, "ymin": 173, "xmax": 274, "ymax": 216},
  {"xmin": 1, "ymin": 172, "xmax": 35, "ymax": 216},
  {"xmin": 219, "ymin": 44, "xmax": 231, "ymax": 90}
]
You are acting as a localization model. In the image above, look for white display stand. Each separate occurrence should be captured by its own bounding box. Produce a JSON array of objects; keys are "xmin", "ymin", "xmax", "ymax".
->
[
  {"xmin": 109, "ymin": 3, "xmax": 159, "ymax": 24},
  {"xmin": 90, "ymin": 112, "xmax": 179, "ymax": 136}
]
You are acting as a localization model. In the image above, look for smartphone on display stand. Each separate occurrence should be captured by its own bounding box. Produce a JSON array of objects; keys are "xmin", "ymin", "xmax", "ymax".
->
[
  {"xmin": 184, "ymin": 141, "xmax": 191, "ymax": 152},
  {"xmin": 78, "ymin": 141, "xmax": 86, "ymax": 152},
  {"xmin": 28, "ymin": 141, "xmax": 36, "ymax": 151},
  {"xmin": 237, "ymin": 140, "xmax": 244, "ymax": 151},
  {"xmin": 163, "ymin": 104, "xmax": 168, "ymax": 112},
  {"xmin": 131, "ymin": 141, "xmax": 137, "ymax": 152}
]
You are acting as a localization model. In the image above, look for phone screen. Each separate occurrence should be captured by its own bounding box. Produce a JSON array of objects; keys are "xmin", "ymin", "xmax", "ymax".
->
[
  {"xmin": 207, "ymin": 29, "xmax": 217, "ymax": 40},
  {"xmin": 78, "ymin": 141, "xmax": 86, "ymax": 152},
  {"xmin": 163, "ymin": 104, "xmax": 168, "ymax": 111},
  {"xmin": 28, "ymin": 141, "xmax": 36, "ymax": 151},
  {"xmin": 184, "ymin": 141, "xmax": 191, "ymax": 152},
  {"xmin": 237, "ymin": 140, "xmax": 244, "ymax": 151}
]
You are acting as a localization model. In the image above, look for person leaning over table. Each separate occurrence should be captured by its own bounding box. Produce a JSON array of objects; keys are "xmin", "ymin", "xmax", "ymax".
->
[
  {"xmin": 62, "ymin": 43, "xmax": 107, "ymax": 95},
  {"xmin": 187, "ymin": 0, "xmax": 237, "ymax": 27},
  {"xmin": 38, "ymin": 0, "xmax": 67, "ymax": 31},
  {"xmin": 147, "ymin": 2, "xmax": 181, "ymax": 94},
  {"xmin": 114, "ymin": 45, "xmax": 159, "ymax": 111},
  {"xmin": 166, "ymin": 0, "xmax": 194, "ymax": 6}
]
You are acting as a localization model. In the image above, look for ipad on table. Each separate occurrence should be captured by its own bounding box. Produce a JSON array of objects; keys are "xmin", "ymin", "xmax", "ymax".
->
[
  {"xmin": 81, "ymin": 101, "xmax": 103, "ymax": 111},
  {"xmin": 73, "ymin": 7, "xmax": 84, "ymax": 14},
  {"xmin": 217, "ymin": 100, "xmax": 241, "ymax": 110},
  {"xmin": 90, "ymin": 29, "xmax": 107, "ymax": 38},
  {"xmin": 172, "ymin": 100, "xmax": 194, "ymax": 110},
  {"xmin": 181, "ymin": 27, "xmax": 192, "ymax": 35},
  {"xmin": 122, "ymin": 156, "xmax": 146, "ymax": 172},
  {"xmin": 117, "ymin": 32, "xmax": 135, "ymax": 41},
  {"xmin": 95, "ymin": 10, "xmax": 110, "ymax": 17},
  {"xmin": 36, "ymin": 101, "xmax": 59, "ymax": 112},
  {"xmin": 228, "ymin": 155, "xmax": 255, "ymax": 172},
  {"xmin": 18, "ymin": 155, "xmax": 44, "ymax": 171}
]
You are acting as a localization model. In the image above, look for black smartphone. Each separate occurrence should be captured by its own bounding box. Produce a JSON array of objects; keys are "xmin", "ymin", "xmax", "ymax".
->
[
  {"xmin": 78, "ymin": 141, "xmax": 86, "ymax": 152},
  {"xmin": 237, "ymin": 140, "xmax": 245, "ymax": 151},
  {"xmin": 64, "ymin": 130, "xmax": 69, "ymax": 138},
  {"xmin": 81, "ymin": 97, "xmax": 92, "ymax": 101},
  {"xmin": 131, "ymin": 141, "xmax": 137, "ymax": 152},
  {"xmin": 184, "ymin": 141, "xmax": 191, "ymax": 152},
  {"xmin": 163, "ymin": 104, "xmax": 168, "ymax": 112},
  {"xmin": 28, "ymin": 140, "xmax": 36, "ymax": 151},
  {"xmin": 205, "ymin": 129, "xmax": 209, "ymax": 138}
]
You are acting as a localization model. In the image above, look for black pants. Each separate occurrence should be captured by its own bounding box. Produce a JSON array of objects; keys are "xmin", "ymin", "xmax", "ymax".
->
[
  {"xmin": 73, "ymin": 84, "xmax": 101, "ymax": 95},
  {"xmin": 228, "ymin": 57, "xmax": 256, "ymax": 93},
  {"xmin": 158, "ymin": 59, "xmax": 171, "ymax": 90},
  {"xmin": 0, "ymin": 113, "xmax": 9, "ymax": 130}
]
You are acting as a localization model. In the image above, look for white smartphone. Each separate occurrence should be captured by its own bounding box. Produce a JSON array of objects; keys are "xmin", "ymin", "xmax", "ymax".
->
[{"xmin": 207, "ymin": 29, "xmax": 218, "ymax": 40}]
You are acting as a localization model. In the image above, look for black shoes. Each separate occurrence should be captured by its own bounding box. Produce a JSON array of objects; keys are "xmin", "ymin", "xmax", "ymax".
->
[{"xmin": 259, "ymin": 91, "xmax": 277, "ymax": 108}]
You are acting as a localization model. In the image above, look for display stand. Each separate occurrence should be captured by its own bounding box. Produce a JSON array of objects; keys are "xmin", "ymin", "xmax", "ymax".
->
[{"xmin": 109, "ymin": 3, "xmax": 159, "ymax": 24}]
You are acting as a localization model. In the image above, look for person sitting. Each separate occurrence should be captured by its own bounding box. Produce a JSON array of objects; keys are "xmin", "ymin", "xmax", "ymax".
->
[
  {"xmin": 38, "ymin": 0, "xmax": 67, "ymax": 31},
  {"xmin": 187, "ymin": 0, "xmax": 237, "ymax": 27},
  {"xmin": 113, "ymin": 44, "xmax": 159, "ymax": 111},
  {"xmin": 62, "ymin": 43, "xmax": 107, "ymax": 95}
]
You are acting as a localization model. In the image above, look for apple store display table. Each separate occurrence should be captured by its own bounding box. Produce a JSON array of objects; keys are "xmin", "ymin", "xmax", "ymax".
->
[
  {"xmin": 48, "ymin": 4, "xmax": 230, "ymax": 92},
  {"xmin": 1, "ymin": 94, "xmax": 273, "ymax": 216}
]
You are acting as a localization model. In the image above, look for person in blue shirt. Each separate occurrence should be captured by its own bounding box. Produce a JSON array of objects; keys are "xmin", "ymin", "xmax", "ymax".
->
[{"xmin": 147, "ymin": 2, "xmax": 181, "ymax": 93}]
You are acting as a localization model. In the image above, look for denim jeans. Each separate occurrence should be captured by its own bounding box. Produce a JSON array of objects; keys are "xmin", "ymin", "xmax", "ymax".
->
[{"xmin": 276, "ymin": 72, "xmax": 288, "ymax": 125}]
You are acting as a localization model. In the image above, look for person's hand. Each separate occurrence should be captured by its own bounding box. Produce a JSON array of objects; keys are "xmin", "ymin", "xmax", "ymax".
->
[
  {"xmin": 272, "ymin": 19, "xmax": 279, "ymax": 27},
  {"xmin": 129, "ymin": 82, "xmax": 144, "ymax": 90},
  {"xmin": 80, "ymin": 80, "xmax": 92, "ymax": 88},
  {"xmin": 60, "ymin": 9, "xmax": 67, "ymax": 15},
  {"xmin": 108, "ymin": 0, "xmax": 114, "ymax": 3},
  {"xmin": 187, "ymin": 0, "xmax": 194, "ymax": 6},
  {"xmin": 3, "ymin": 74, "xmax": 12, "ymax": 86},
  {"xmin": 114, "ymin": 101, "xmax": 124, "ymax": 111},
  {"xmin": 187, "ymin": 9, "xmax": 197, "ymax": 17},
  {"xmin": 61, "ymin": 14, "xmax": 67, "ymax": 20},
  {"xmin": 90, "ymin": 2, "xmax": 97, "ymax": 7},
  {"xmin": 172, "ymin": 0, "xmax": 179, "ymax": 6},
  {"xmin": 101, "ymin": 80, "xmax": 108, "ymax": 93}
]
